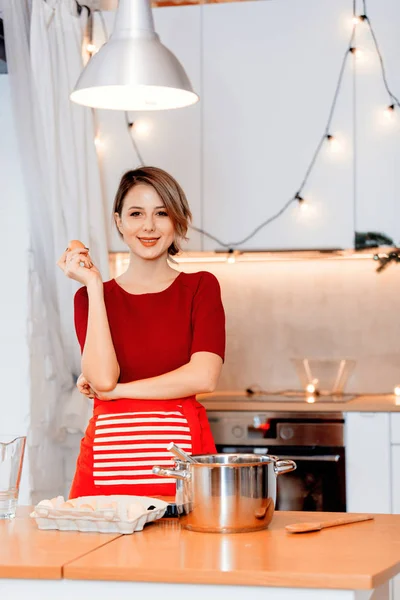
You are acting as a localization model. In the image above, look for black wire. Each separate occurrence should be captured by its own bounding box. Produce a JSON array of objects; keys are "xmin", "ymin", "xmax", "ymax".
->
[
  {"xmin": 190, "ymin": 196, "xmax": 297, "ymax": 248},
  {"xmin": 125, "ymin": 112, "xmax": 145, "ymax": 166},
  {"xmin": 97, "ymin": 9, "xmax": 109, "ymax": 42},
  {"xmin": 191, "ymin": 29, "xmax": 356, "ymax": 249},
  {"xmin": 361, "ymin": 0, "xmax": 400, "ymax": 107}
]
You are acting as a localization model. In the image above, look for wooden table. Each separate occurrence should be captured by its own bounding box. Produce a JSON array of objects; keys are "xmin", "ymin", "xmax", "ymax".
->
[{"xmin": 1, "ymin": 508, "xmax": 400, "ymax": 600}]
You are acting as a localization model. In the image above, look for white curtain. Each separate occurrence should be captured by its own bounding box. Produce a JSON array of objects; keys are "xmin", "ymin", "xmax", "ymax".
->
[{"xmin": 2, "ymin": 0, "xmax": 110, "ymax": 500}]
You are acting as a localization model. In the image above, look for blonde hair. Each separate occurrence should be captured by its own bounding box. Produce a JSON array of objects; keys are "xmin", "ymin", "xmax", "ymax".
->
[{"xmin": 113, "ymin": 166, "xmax": 192, "ymax": 256}]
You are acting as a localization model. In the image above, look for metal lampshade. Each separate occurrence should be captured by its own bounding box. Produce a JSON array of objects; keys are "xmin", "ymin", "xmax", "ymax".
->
[{"xmin": 70, "ymin": 0, "xmax": 199, "ymax": 111}]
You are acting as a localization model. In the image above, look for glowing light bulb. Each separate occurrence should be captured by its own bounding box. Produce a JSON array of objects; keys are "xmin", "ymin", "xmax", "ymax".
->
[
  {"xmin": 384, "ymin": 105, "xmax": 396, "ymax": 121},
  {"xmin": 394, "ymin": 386, "xmax": 400, "ymax": 396},
  {"xmin": 131, "ymin": 119, "xmax": 153, "ymax": 138},
  {"xmin": 326, "ymin": 134, "xmax": 341, "ymax": 153},
  {"xmin": 352, "ymin": 15, "xmax": 367, "ymax": 26},
  {"xmin": 349, "ymin": 47, "xmax": 364, "ymax": 61},
  {"xmin": 306, "ymin": 395, "xmax": 316, "ymax": 404},
  {"xmin": 86, "ymin": 43, "xmax": 97, "ymax": 54},
  {"xmin": 306, "ymin": 383, "xmax": 316, "ymax": 394},
  {"xmin": 298, "ymin": 199, "xmax": 308, "ymax": 211},
  {"xmin": 295, "ymin": 193, "xmax": 308, "ymax": 210},
  {"xmin": 94, "ymin": 135, "xmax": 103, "ymax": 149}
]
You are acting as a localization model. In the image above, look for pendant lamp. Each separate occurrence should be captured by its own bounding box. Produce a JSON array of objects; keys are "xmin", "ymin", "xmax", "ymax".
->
[{"xmin": 70, "ymin": 0, "xmax": 199, "ymax": 111}]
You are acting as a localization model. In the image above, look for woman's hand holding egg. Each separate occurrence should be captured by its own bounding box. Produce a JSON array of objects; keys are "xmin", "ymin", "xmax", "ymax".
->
[{"xmin": 57, "ymin": 239, "xmax": 101, "ymax": 286}]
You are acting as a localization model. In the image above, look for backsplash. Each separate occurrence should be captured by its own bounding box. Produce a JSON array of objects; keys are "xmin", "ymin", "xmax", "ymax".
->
[{"xmin": 112, "ymin": 255, "xmax": 400, "ymax": 395}]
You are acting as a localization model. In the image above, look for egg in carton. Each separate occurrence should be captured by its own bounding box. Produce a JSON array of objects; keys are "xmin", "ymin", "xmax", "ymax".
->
[{"xmin": 31, "ymin": 495, "xmax": 166, "ymax": 530}]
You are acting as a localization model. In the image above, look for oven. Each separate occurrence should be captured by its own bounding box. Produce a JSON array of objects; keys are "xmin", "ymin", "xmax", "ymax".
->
[{"xmin": 207, "ymin": 411, "xmax": 346, "ymax": 512}]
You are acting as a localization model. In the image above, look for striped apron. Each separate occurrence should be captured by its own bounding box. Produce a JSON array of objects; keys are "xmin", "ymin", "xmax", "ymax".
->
[
  {"xmin": 93, "ymin": 409, "xmax": 191, "ymax": 487},
  {"xmin": 69, "ymin": 399, "xmax": 207, "ymax": 499}
]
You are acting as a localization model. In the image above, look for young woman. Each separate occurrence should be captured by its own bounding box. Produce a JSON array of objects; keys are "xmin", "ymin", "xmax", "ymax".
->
[{"xmin": 57, "ymin": 166, "xmax": 225, "ymax": 498}]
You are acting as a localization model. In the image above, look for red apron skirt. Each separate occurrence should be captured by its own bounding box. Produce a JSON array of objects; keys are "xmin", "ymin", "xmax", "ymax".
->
[{"xmin": 69, "ymin": 398, "xmax": 216, "ymax": 499}]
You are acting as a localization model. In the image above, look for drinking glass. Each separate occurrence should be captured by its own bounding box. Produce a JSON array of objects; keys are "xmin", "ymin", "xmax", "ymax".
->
[{"xmin": 0, "ymin": 436, "xmax": 26, "ymax": 519}]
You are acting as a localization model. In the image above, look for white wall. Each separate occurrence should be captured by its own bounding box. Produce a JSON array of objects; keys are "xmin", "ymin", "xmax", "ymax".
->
[{"xmin": 0, "ymin": 75, "xmax": 31, "ymax": 504}]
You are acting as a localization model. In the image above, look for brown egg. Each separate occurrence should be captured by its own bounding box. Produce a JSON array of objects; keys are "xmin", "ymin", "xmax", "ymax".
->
[
  {"xmin": 61, "ymin": 501, "xmax": 75, "ymax": 509},
  {"xmin": 67, "ymin": 239, "xmax": 86, "ymax": 251},
  {"xmin": 79, "ymin": 503, "xmax": 95, "ymax": 511}
]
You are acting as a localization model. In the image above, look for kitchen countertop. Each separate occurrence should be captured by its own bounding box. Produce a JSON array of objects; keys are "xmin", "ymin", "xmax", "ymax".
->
[
  {"xmin": 0, "ymin": 507, "xmax": 120, "ymax": 579},
  {"xmin": 63, "ymin": 511, "xmax": 400, "ymax": 590},
  {"xmin": 198, "ymin": 392, "xmax": 400, "ymax": 412},
  {"xmin": 3, "ymin": 507, "xmax": 400, "ymax": 591}
]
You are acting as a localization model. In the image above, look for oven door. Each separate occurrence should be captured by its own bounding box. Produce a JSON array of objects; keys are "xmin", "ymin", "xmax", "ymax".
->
[{"xmin": 215, "ymin": 444, "xmax": 346, "ymax": 512}]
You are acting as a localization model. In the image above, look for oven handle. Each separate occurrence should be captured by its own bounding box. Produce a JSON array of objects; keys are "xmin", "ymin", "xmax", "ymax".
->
[{"xmin": 275, "ymin": 454, "xmax": 341, "ymax": 463}]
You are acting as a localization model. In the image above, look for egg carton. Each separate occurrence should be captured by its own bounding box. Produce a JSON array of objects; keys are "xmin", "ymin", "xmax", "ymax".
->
[{"xmin": 30, "ymin": 494, "xmax": 168, "ymax": 534}]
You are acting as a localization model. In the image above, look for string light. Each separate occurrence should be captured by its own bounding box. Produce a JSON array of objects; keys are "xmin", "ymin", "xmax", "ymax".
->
[
  {"xmin": 384, "ymin": 104, "xmax": 396, "ymax": 120},
  {"xmin": 352, "ymin": 14, "xmax": 367, "ymax": 26},
  {"xmin": 326, "ymin": 134, "xmax": 341, "ymax": 153},
  {"xmin": 394, "ymin": 386, "xmax": 400, "ymax": 397},
  {"xmin": 226, "ymin": 250, "xmax": 240, "ymax": 264},
  {"xmin": 86, "ymin": 43, "xmax": 97, "ymax": 54},
  {"xmin": 94, "ymin": 135, "xmax": 103, "ymax": 149},
  {"xmin": 129, "ymin": 120, "xmax": 153, "ymax": 138},
  {"xmin": 306, "ymin": 395, "xmax": 316, "ymax": 404}
]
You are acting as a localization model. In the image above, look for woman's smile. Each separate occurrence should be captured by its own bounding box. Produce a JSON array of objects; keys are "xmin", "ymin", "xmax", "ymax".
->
[{"xmin": 138, "ymin": 237, "xmax": 160, "ymax": 247}]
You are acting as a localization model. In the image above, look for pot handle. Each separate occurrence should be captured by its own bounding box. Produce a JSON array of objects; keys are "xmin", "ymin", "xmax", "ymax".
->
[
  {"xmin": 152, "ymin": 466, "xmax": 191, "ymax": 481},
  {"xmin": 274, "ymin": 459, "xmax": 297, "ymax": 475}
]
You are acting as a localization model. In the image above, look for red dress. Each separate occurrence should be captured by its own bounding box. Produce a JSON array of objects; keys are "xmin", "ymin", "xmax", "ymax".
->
[{"xmin": 69, "ymin": 271, "xmax": 225, "ymax": 499}]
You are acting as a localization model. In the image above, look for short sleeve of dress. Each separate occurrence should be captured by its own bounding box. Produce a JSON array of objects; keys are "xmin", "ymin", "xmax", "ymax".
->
[
  {"xmin": 190, "ymin": 272, "xmax": 226, "ymax": 361},
  {"xmin": 74, "ymin": 286, "xmax": 89, "ymax": 353}
]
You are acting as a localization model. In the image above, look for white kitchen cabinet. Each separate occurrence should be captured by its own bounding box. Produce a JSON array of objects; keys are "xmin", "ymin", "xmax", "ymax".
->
[
  {"xmin": 392, "ymin": 446, "xmax": 400, "ymax": 600},
  {"xmin": 391, "ymin": 414, "xmax": 400, "ymax": 444},
  {"xmin": 392, "ymin": 445, "xmax": 400, "ymax": 513},
  {"xmin": 354, "ymin": 0, "xmax": 400, "ymax": 247},
  {"xmin": 345, "ymin": 413, "xmax": 391, "ymax": 513},
  {"xmin": 201, "ymin": 0, "xmax": 354, "ymax": 252}
]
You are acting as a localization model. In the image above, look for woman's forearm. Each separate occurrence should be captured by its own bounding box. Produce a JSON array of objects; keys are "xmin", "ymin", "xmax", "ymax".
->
[
  {"xmin": 107, "ymin": 353, "xmax": 222, "ymax": 400},
  {"xmin": 82, "ymin": 279, "xmax": 120, "ymax": 391}
]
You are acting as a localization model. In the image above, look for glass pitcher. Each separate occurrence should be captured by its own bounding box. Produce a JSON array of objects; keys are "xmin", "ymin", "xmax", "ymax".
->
[{"xmin": 0, "ymin": 436, "xmax": 26, "ymax": 519}]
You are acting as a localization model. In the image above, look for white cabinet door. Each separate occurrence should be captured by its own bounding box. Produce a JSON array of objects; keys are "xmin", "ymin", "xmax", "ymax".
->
[
  {"xmin": 391, "ymin": 414, "xmax": 400, "ymax": 444},
  {"xmin": 354, "ymin": 1, "xmax": 400, "ymax": 247},
  {"xmin": 392, "ymin": 445, "xmax": 400, "ymax": 513},
  {"xmin": 345, "ymin": 413, "xmax": 391, "ymax": 513},
  {"xmin": 392, "ymin": 445, "xmax": 400, "ymax": 600},
  {"xmin": 202, "ymin": 0, "xmax": 354, "ymax": 252}
]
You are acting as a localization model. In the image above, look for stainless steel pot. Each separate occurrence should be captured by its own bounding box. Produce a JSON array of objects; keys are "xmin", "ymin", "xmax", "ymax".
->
[{"xmin": 152, "ymin": 453, "xmax": 296, "ymax": 533}]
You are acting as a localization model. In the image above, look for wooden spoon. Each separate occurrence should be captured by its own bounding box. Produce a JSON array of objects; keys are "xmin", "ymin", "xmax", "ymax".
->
[{"xmin": 286, "ymin": 514, "xmax": 374, "ymax": 534}]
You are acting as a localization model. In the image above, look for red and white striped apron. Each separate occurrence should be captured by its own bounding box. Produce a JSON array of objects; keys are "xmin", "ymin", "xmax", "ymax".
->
[
  {"xmin": 92, "ymin": 409, "xmax": 191, "ymax": 487},
  {"xmin": 69, "ymin": 398, "xmax": 216, "ymax": 499}
]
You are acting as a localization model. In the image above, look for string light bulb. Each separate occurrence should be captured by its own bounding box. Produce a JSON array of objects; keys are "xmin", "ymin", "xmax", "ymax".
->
[
  {"xmin": 86, "ymin": 43, "xmax": 97, "ymax": 55},
  {"xmin": 295, "ymin": 193, "xmax": 308, "ymax": 211},
  {"xmin": 306, "ymin": 395, "xmax": 316, "ymax": 404},
  {"xmin": 326, "ymin": 134, "xmax": 341, "ymax": 153},
  {"xmin": 94, "ymin": 135, "xmax": 103, "ymax": 149},
  {"xmin": 226, "ymin": 249, "xmax": 238, "ymax": 264},
  {"xmin": 352, "ymin": 15, "xmax": 367, "ymax": 25},
  {"xmin": 129, "ymin": 120, "xmax": 153, "ymax": 138},
  {"xmin": 306, "ymin": 383, "xmax": 316, "ymax": 394},
  {"xmin": 384, "ymin": 104, "xmax": 396, "ymax": 120},
  {"xmin": 394, "ymin": 386, "xmax": 400, "ymax": 396}
]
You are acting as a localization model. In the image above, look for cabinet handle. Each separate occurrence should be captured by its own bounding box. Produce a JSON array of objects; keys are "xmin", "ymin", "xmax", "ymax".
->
[{"xmin": 276, "ymin": 454, "xmax": 341, "ymax": 463}]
